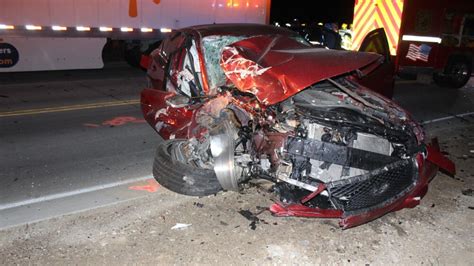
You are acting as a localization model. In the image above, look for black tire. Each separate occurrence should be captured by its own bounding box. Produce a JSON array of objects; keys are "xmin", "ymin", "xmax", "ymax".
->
[
  {"xmin": 436, "ymin": 56, "xmax": 472, "ymax": 89},
  {"xmin": 433, "ymin": 71, "xmax": 446, "ymax": 87},
  {"xmin": 124, "ymin": 46, "xmax": 142, "ymax": 69},
  {"xmin": 153, "ymin": 139, "xmax": 222, "ymax": 196}
]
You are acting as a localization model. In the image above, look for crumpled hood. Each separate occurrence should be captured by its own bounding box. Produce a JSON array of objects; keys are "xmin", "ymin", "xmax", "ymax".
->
[{"xmin": 220, "ymin": 35, "xmax": 382, "ymax": 105}]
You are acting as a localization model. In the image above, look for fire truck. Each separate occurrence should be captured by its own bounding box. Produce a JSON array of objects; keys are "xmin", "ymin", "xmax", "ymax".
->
[
  {"xmin": 0, "ymin": 0, "xmax": 270, "ymax": 72},
  {"xmin": 352, "ymin": 0, "xmax": 474, "ymax": 88}
]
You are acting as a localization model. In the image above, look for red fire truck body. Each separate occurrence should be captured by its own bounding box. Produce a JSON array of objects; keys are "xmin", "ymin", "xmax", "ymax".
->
[
  {"xmin": 396, "ymin": 0, "xmax": 474, "ymax": 87},
  {"xmin": 353, "ymin": 0, "xmax": 474, "ymax": 88}
]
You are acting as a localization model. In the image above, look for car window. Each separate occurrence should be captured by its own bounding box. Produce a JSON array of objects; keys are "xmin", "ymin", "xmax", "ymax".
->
[
  {"xmin": 461, "ymin": 15, "xmax": 474, "ymax": 47},
  {"xmin": 442, "ymin": 12, "xmax": 465, "ymax": 46},
  {"xmin": 165, "ymin": 50, "xmax": 183, "ymax": 94},
  {"xmin": 177, "ymin": 40, "xmax": 203, "ymax": 98},
  {"xmin": 289, "ymin": 35, "xmax": 312, "ymax": 47}
]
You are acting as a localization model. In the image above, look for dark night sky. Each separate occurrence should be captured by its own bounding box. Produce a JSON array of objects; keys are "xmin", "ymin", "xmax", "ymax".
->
[{"xmin": 270, "ymin": 0, "xmax": 356, "ymax": 24}]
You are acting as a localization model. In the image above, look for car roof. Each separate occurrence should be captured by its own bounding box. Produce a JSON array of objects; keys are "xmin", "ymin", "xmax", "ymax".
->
[{"xmin": 181, "ymin": 23, "xmax": 298, "ymax": 38}]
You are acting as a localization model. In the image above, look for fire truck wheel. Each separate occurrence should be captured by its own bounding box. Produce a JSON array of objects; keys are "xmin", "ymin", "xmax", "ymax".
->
[
  {"xmin": 433, "ymin": 72, "xmax": 449, "ymax": 87},
  {"xmin": 444, "ymin": 57, "xmax": 472, "ymax": 89}
]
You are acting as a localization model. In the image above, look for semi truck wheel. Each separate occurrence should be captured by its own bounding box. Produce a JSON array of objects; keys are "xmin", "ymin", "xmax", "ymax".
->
[{"xmin": 124, "ymin": 46, "xmax": 141, "ymax": 68}]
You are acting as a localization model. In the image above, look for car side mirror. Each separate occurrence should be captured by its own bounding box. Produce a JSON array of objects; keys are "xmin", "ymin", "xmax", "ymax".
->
[{"xmin": 166, "ymin": 94, "xmax": 190, "ymax": 108}]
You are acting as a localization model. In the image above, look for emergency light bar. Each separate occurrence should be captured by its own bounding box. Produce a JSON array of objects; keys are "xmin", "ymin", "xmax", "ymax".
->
[{"xmin": 402, "ymin": 35, "xmax": 442, "ymax": 44}]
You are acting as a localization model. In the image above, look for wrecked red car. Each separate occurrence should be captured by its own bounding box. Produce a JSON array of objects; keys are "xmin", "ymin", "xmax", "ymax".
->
[{"xmin": 140, "ymin": 24, "xmax": 455, "ymax": 229}]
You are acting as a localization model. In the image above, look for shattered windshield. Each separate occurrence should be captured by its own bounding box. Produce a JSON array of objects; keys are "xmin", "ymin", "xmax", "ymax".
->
[{"xmin": 202, "ymin": 35, "xmax": 247, "ymax": 92}]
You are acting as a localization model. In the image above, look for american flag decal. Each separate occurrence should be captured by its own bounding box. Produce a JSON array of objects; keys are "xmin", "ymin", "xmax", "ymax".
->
[{"xmin": 406, "ymin": 43, "xmax": 432, "ymax": 62}]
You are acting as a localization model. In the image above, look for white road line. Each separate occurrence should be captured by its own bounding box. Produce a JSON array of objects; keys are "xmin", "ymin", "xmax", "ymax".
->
[
  {"xmin": 0, "ymin": 175, "xmax": 153, "ymax": 211},
  {"xmin": 422, "ymin": 111, "xmax": 474, "ymax": 125}
]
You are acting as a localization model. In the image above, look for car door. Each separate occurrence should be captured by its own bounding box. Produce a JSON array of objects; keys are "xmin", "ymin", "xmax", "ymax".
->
[
  {"xmin": 141, "ymin": 32, "xmax": 203, "ymax": 139},
  {"xmin": 356, "ymin": 28, "xmax": 395, "ymax": 98}
]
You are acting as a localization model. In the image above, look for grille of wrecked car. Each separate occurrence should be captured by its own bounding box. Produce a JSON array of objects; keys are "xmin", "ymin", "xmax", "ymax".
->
[
  {"xmin": 285, "ymin": 120, "xmax": 419, "ymax": 215},
  {"xmin": 326, "ymin": 159, "xmax": 418, "ymax": 215}
]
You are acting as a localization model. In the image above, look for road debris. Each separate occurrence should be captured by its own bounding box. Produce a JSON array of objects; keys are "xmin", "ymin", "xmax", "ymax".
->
[
  {"xmin": 193, "ymin": 202, "xmax": 204, "ymax": 208},
  {"xmin": 461, "ymin": 188, "xmax": 473, "ymax": 197},
  {"xmin": 171, "ymin": 223, "xmax": 192, "ymax": 230},
  {"xmin": 128, "ymin": 179, "xmax": 160, "ymax": 193},
  {"xmin": 238, "ymin": 209, "xmax": 268, "ymax": 230}
]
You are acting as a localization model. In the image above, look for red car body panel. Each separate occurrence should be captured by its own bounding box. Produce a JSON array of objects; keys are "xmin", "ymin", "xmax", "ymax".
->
[
  {"xmin": 141, "ymin": 89, "xmax": 196, "ymax": 139},
  {"xmin": 221, "ymin": 35, "xmax": 382, "ymax": 105}
]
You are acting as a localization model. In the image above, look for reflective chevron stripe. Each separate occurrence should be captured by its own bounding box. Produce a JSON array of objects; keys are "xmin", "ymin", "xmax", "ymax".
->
[{"xmin": 352, "ymin": 0, "xmax": 404, "ymax": 55}]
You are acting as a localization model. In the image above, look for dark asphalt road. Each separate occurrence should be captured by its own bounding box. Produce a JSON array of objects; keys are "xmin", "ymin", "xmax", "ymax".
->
[
  {"xmin": 0, "ymin": 65, "xmax": 160, "ymax": 206},
  {"xmin": 393, "ymin": 79, "xmax": 474, "ymax": 122},
  {"xmin": 0, "ymin": 64, "xmax": 147, "ymax": 111},
  {"xmin": 0, "ymin": 65, "xmax": 472, "ymax": 227}
]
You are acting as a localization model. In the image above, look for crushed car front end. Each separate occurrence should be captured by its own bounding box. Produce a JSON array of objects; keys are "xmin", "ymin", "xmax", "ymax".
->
[{"xmin": 140, "ymin": 24, "xmax": 455, "ymax": 229}]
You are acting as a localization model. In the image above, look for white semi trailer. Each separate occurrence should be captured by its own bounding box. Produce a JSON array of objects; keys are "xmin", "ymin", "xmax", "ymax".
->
[{"xmin": 0, "ymin": 0, "xmax": 270, "ymax": 72}]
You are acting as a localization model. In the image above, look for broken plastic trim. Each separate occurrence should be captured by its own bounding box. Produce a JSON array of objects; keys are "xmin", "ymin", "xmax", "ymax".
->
[{"xmin": 286, "ymin": 136, "xmax": 397, "ymax": 171}]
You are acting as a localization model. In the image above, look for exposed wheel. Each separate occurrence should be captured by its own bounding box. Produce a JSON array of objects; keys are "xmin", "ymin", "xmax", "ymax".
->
[
  {"xmin": 433, "ymin": 71, "xmax": 448, "ymax": 87},
  {"xmin": 124, "ymin": 46, "xmax": 142, "ymax": 68},
  {"xmin": 435, "ymin": 57, "xmax": 472, "ymax": 88},
  {"xmin": 153, "ymin": 139, "xmax": 222, "ymax": 196}
]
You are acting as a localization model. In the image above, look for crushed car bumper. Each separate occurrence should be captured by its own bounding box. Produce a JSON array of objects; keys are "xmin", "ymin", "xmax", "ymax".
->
[{"xmin": 269, "ymin": 139, "xmax": 455, "ymax": 229}]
